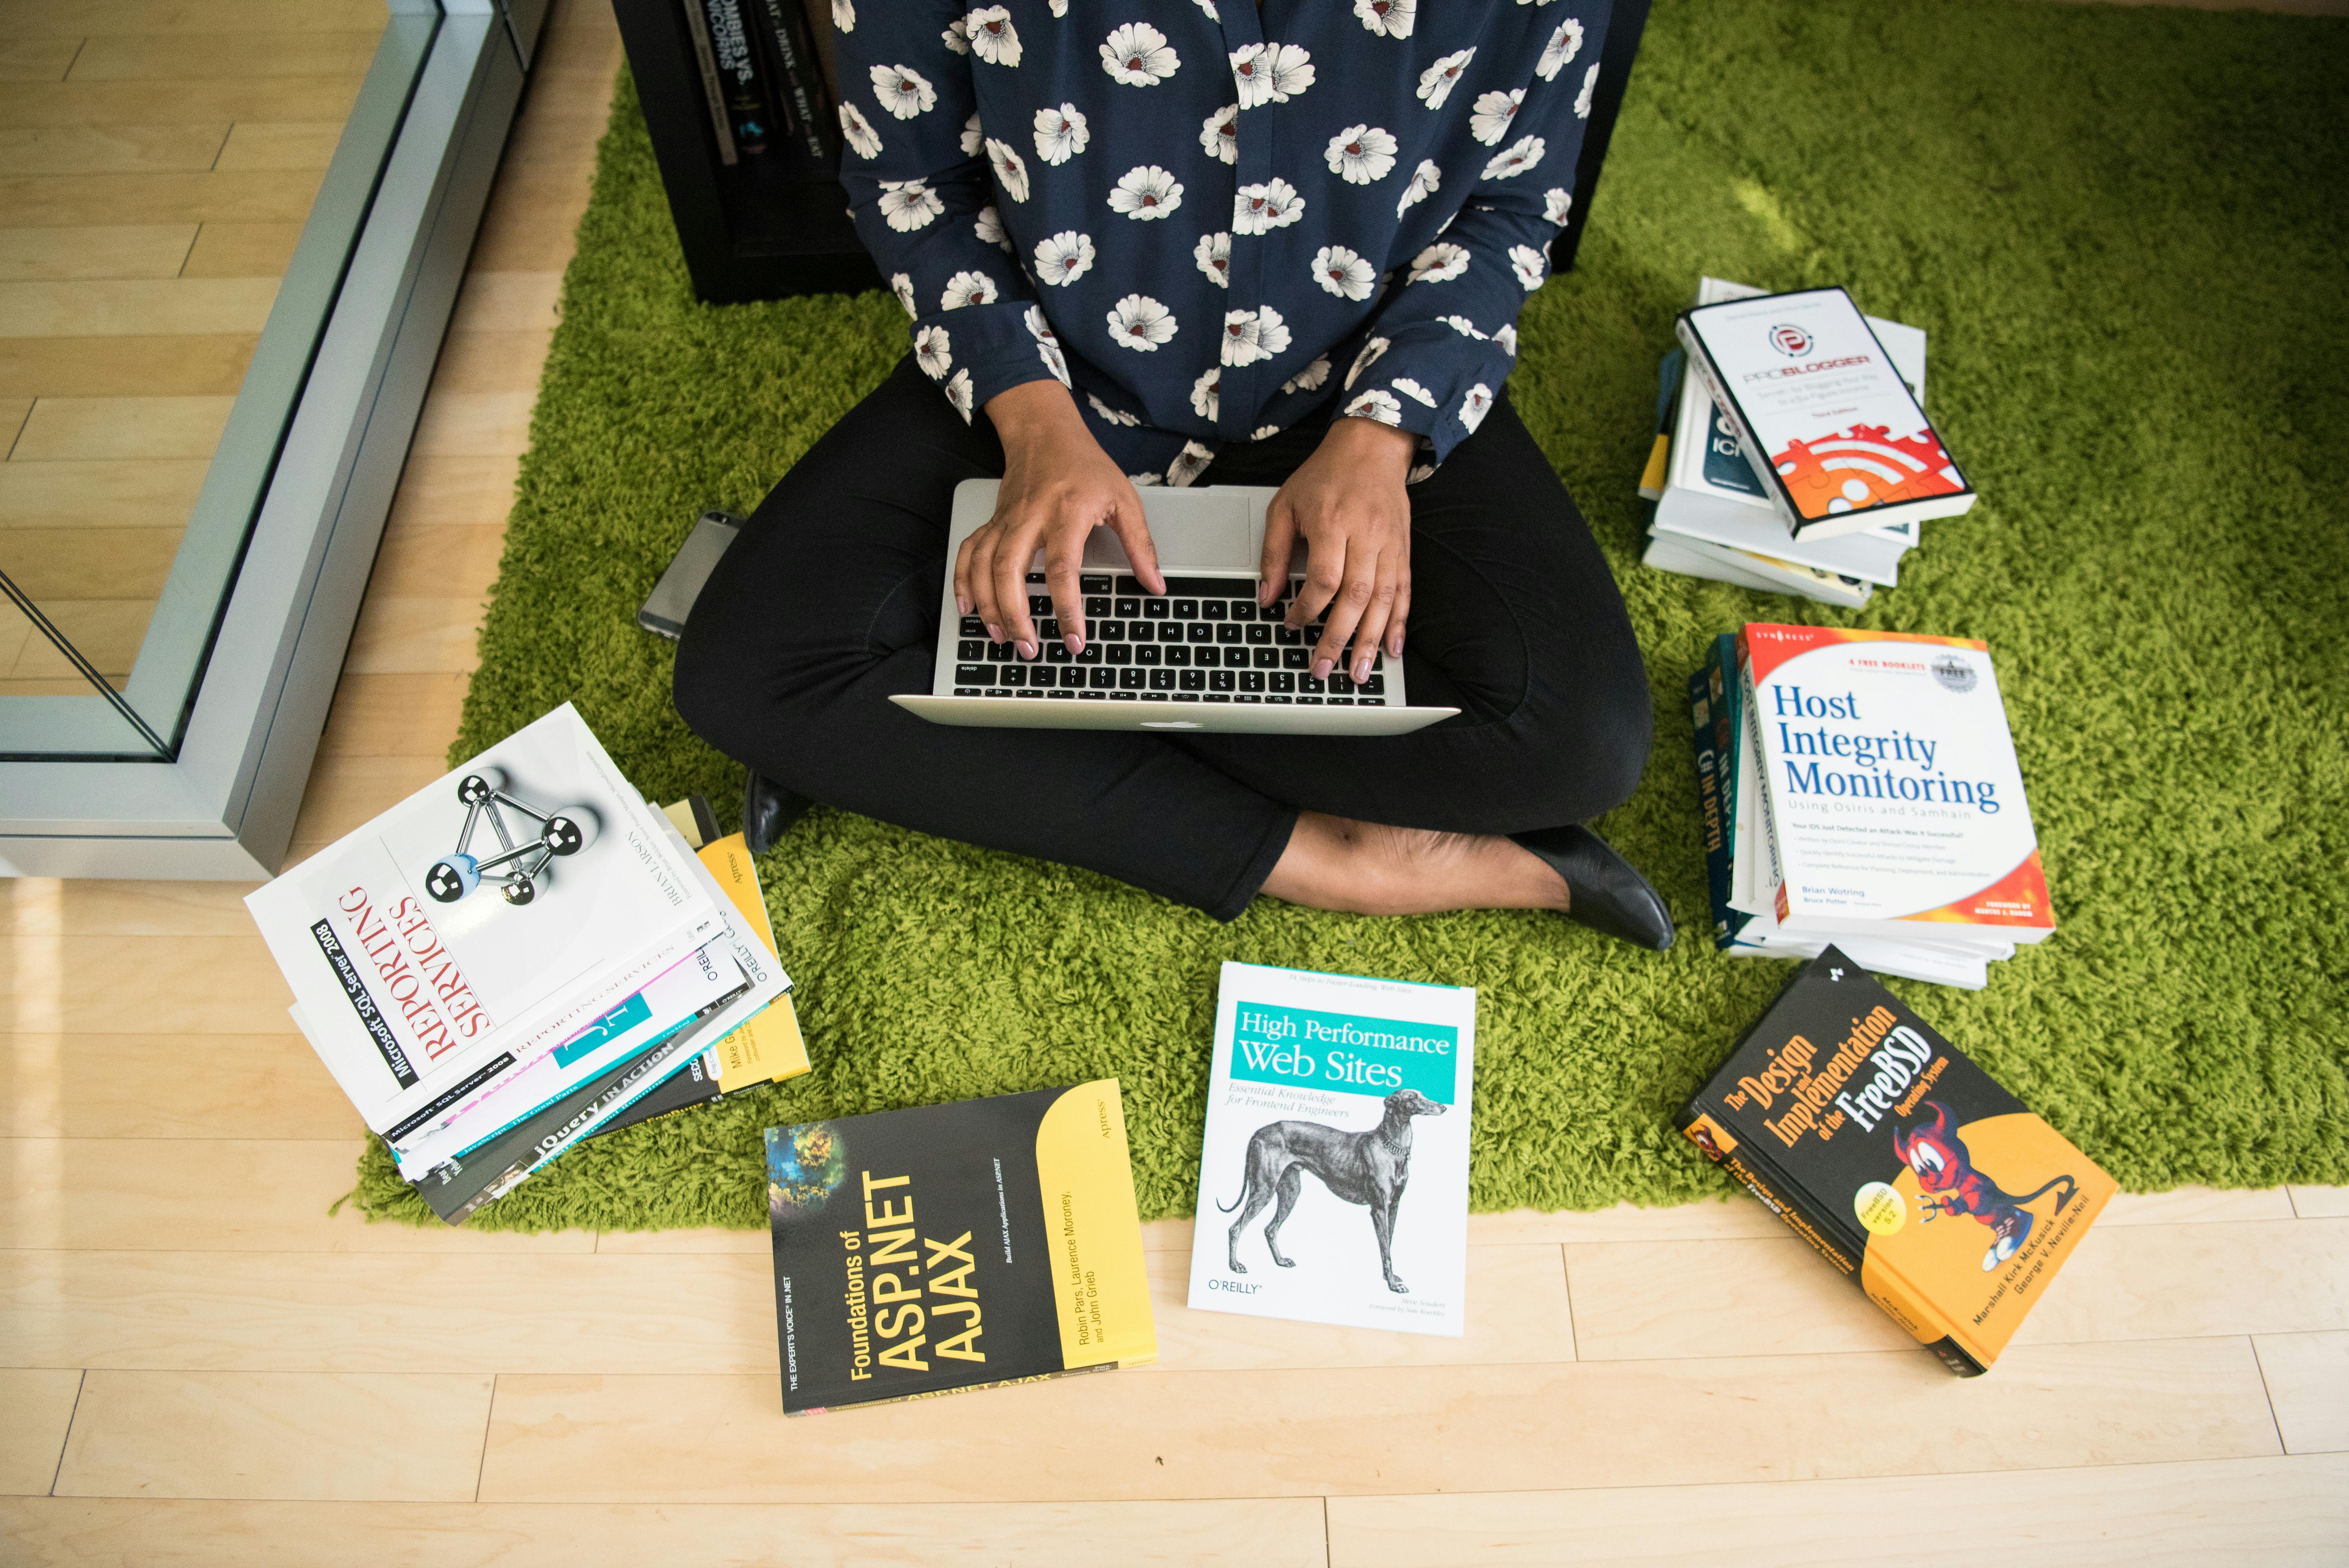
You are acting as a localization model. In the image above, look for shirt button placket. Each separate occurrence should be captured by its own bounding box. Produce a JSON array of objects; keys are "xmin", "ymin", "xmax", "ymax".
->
[{"xmin": 1222, "ymin": 38, "xmax": 1277, "ymax": 444}]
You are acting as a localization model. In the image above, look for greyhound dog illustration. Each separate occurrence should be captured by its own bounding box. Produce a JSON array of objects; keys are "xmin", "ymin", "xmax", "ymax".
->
[{"xmin": 1217, "ymin": 1089, "xmax": 1445, "ymax": 1293}]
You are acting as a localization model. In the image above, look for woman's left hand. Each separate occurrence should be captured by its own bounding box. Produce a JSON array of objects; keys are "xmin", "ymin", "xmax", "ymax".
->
[{"xmin": 1258, "ymin": 416, "xmax": 1419, "ymax": 684}]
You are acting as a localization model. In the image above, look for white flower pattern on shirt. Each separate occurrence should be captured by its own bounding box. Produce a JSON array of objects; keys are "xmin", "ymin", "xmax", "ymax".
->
[
  {"xmin": 877, "ymin": 178, "xmax": 943, "ymax": 230},
  {"xmin": 1101, "ymin": 23, "xmax": 1180, "ymax": 85},
  {"xmin": 1407, "ymin": 242, "xmax": 1469, "ymax": 283},
  {"xmin": 1107, "ymin": 293, "xmax": 1178, "ymax": 351},
  {"xmin": 1325, "ymin": 125, "xmax": 1398, "ymax": 185},
  {"xmin": 1194, "ymin": 231, "xmax": 1231, "ymax": 287},
  {"xmin": 1109, "ymin": 164, "xmax": 1184, "ymax": 220},
  {"xmin": 1537, "ymin": 18, "xmax": 1583, "ymax": 79},
  {"xmin": 915, "ymin": 323, "xmax": 952, "ymax": 378},
  {"xmin": 1032, "ymin": 103, "xmax": 1090, "ymax": 165},
  {"xmin": 1417, "ymin": 48, "xmax": 1474, "ymax": 109},
  {"xmin": 1230, "ymin": 42, "xmax": 1314, "ymax": 108},
  {"xmin": 1482, "ymin": 135, "xmax": 1544, "ymax": 180},
  {"xmin": 1396, "ymin": 158, "xmax": 1440, "ymax": 217},
  {"xmin": 1199, "ymin": 104, "xmax": 1239, "ymax": 164},
  {"xmin": 1034, "ymin": 230, "xmax": 1096, "ymax": 286},
  {"xmin": 1469, "ymin": 88, "xmax": 1522, "ymax": 146},
  {"xmin": 840, "ymin": 102, "xmax": 882, "ymax": 159},
  {"xmin": 1355, "ymin": 0, "xmax": 1414, "ymax": 39},
  {"xmin": 871, "ymin": 63, "xmax": 936, "ymax": 119},
  {"xmin": 1345, "ymin": 388, "xmax": 1404, "ymax": 425},
  {"xmin": 984, "ymin": 138, "xmax": 1031, "ymax": 202},
  {"xmin": 1508, "ymin": 243, "xmax": 1547, "ymax": 291},
  {"xmin": 1312, "ymin": 245, "xmax": 1377, "ymax": 299},
  {"xmin": 941, "ymin": 269, "xmax": 998, "ymax": 309},
  {"xmin": 1233, "ymin": 177, "xmax": 1305, "ymax": 233},
  {"xmin": 967, "ymin": 7, "xmax": 1020, "ymax": 66}
]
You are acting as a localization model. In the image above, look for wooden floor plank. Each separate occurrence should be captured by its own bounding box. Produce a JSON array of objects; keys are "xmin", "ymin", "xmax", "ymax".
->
[
  {"xmin": 0, "ymin": 1251, "xmax": 776, "ymax": 1374},
  {"xmin": 425, "ymin": 330, "xmax": 556, "ymax": 395},
  {"xmin": 0, "ymin": 39, "xmax": 82, "ymax": 84},
  {"xmin": 0, "ymin": 879, "xmax": 257, "ymax": 937},
  {"xmin": 179, "ymin": 221, "xmax": 301, "ymax": 278},
  {"xmin": 284, "ymin": 754, "xmax": 448, "ymax": 847},
  {"xmin": 64, "ymin": 31, "xmax": 383, "ymax": 84},
  {"xmin": 2255, "ymin": 1331, "xmax": 2349, "ymax": 1454},
  {"xmin": 212, "ymin": 121, "xmax": 344, "ymax": 175},
  {"xmin": 0, "ymin": 225, "xmax": 196, "ymax": 282},
  {"xmin": 465, "ymin": 162, "xmax": 595, "ymax": 274},
  {"xmin": 368, "ymin": 524, "xmax": 509, "ymax": 600},
  {"xmin": 0, "ymin": 125, "xmax": 230, "ymax": 178},
  {"xmin": 0, "ymin": 1, "xmax": 387, "ymax": 38},
  {"xmin": 0, "ymin": 457, "xmax": 206, "ymax": 530},
  {"xmin": 0, "ymin": 1496, "xmax": 1331, "ymax": 1567},
  {"xmin": 9, "ymin": 396, "xmax": 232, "ymax": 461},
  {"xmin": 474, "ymin": 1338, "xmax": 2280, "ymax": 1504},
  {"xmin": 0, "ymin": 1140, "xmax": 595, "ymax": 1254},
  {"xmin": 1565, "ymin": 1221, "xmax": 2349, "ymax": 1363},
  {"xmin": 339, "ymin": 595, "xmax": 488, "ymax": 679},
  {"xmin": 0, "ymin": 80, "xmax": 366, "ymax": 134},
  {"xmin": 406, "ymin": 390, "xmax": 536, "ymax": 459},
  {"xmin": 383, "ymin": 454, "xmax": 524, "ymax": 530},
  {"xmin": 446, "ymin": 272, "xmax": 563, "ymax": 335},
  {"xmin": 0, "ymin": 527, "xmax": 182, "ymax": 602},
  {"xmin": 0, "ymin": 335, "xmax": 257, "ymax": 400},
  {"xmin": 1, "ymin": 1034, "xmax": 362, "ymax": 1141},
  {"xmin": 2290, "ymin": 1185, "xmax": 2349, "ymax": 1217},
  {"xmin": 53, "ymin": 1370, "xmax": 493, "ymax": 1502},
  {"xmin": 6, "ymin": 935, "xmax": 294, "ymax": 1036},
  {"xmin": 0, "ymin": 278, "xmax": 276, "ymax": 337},
  {"xmin": 1325, "ymin": 1453, "xmax": 2349, "ymax": 1568},
  {"xmin": 0, "ymin": 1369, "xmax": 81, "ymax": 1497},
  {"xmin": 313, "ymin": 672, "xmax": 469, "ymax": 761},
  {"xmin": 0, "ymin": 170, "xmax": 326, "ymax": 228}
]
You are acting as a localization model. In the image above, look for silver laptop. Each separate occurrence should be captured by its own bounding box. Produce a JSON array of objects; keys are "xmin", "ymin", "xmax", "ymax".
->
[{"xmin": 892, "ymin": 481, "xmax": 1458, "ymax": 735}]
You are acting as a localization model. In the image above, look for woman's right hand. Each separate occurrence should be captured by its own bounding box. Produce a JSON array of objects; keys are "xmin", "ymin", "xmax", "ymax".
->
[{"xmin": 958, "ymin": 380, "xmax": 1165, "ymax": 659}]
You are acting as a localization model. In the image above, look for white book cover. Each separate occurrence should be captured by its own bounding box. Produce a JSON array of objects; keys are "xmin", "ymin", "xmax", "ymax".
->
[
  {"xmin": 1742, "ymin": 624, "xmax": 2054, "ymax": 943},
  {"xmin": 1187, "ymin": 962, "xmax": 1476, "ymax": 1338},
  {"xmin": 245, "ymin": 704, "xmax": 723, "ymax": 1137},
  {"xmin": 1678, "ymin": 286, "xmax": 1974, "ymax": 540},
  {"xmin": 1641, "ymin": 534, "xmax": 1872, "ymax": 609},
  {"xmin": 1655, "ymin": 278, "xmax": 1923, "ymax": 587}
]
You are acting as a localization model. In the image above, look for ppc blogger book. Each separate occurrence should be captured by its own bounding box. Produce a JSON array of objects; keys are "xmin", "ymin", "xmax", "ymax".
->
[
  {"xmin": 245, "ymin": 704, "xmax": 726, "ymax": 1143},
  {"xmin": 1187, "ymin": 962, "xmax": 1478, "ymax": 1338}
]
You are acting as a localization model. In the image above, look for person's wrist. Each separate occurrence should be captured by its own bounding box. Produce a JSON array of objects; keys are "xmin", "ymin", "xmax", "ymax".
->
[
  {"xmin": 1324, "ymin": 415, "xmax": 1419, "ymax": 478},
  {"xmin": 984, "ymin": 376, "xmax": 1082, "ymax": 447}
]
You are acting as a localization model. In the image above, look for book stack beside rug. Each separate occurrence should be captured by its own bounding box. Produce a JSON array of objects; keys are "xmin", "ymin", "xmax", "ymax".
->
[
  {"xmin": 1641, "ymin": 278, "xmax": 1972, "ymax": 607},
  {"xmin": 248, "ymin": 705, "xmax": 806, "ymax": 1225}
]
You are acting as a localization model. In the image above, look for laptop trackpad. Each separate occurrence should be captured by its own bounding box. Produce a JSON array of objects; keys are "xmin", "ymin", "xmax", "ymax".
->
[{"xmin": 1078, "ymin": 497, "xmax": 1252, "ymax": 570}]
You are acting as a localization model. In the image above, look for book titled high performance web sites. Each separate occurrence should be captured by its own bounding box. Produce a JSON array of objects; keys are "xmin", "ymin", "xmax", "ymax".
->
[{"xmin": 1689, "ymin": 625, "xmax": 2053, "ymax": 990}]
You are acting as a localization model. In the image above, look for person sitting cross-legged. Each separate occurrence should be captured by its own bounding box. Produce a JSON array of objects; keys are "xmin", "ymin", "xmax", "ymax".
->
[{"xmin": 674, "ymin": 0, "xmax": 1673, "ymax": 948}]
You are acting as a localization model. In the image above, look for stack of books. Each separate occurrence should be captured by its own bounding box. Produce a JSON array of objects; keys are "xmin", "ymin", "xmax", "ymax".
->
[
  {"xmin": 1640, "ymin": 278, "xmax": 1968, "ymax": 607},
  {"xmin": 1689, "ymin": 625, "xmax": 2055, "ymax": 991},
  {"xmin": 247, "ymin": 704, "xmax": 807, "ymax": 1224},
  {"xmin": 1679, "ymin": 948, "xmax": 2113, "ymax": 1376}
]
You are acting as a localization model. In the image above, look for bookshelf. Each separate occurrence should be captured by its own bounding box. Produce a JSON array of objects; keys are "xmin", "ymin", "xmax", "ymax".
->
[
  {"xmin": 610, "ymin": 0, "xmax": 1647, "ymax": 306},
  {"xmin": 611, "ymin": 0, "xmax": 879, "ymax": 305}
]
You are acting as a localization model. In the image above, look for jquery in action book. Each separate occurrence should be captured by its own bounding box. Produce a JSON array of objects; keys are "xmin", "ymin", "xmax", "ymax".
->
[
  {"xmin": 1186, "ymin": 962, "xmax": 1477, "ymax": 1338},
  {"xmin": 1677, "ymin": 286, "xmax": 1975, "ymax": 540},
  {"xmin": 766, "ymin": 1082, "xmax": 1155, "ymax": 1415},
  {"xmin": 1678, "ymin": 949, "xmax": 2114, "ymax": 1374}
]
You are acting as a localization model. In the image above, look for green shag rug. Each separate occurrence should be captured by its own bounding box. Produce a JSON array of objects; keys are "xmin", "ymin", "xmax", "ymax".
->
[{"xmin": 353, "ymin": 0, "xmax": 2349, "ymax": 1230}]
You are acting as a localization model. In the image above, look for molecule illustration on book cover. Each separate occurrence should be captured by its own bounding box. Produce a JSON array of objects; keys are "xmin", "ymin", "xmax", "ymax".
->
[{"xmin": 422, "ymin": 767, "xmax": 599, "ymax": 907}]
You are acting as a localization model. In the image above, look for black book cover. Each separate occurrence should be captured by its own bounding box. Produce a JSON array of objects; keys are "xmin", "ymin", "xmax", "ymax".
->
[
  {"xmin": 699, "ymin": 0, "xmax": 772, "ymax": 156},
  {"xmin": 749, "ymin": 0, "xmax": 838, "ymax": 172},
  {"xmin": 1677, "ymin": 948, "xmax": 2113, "ymax": 1374},
  {"xmin": 766, "ymin": 1081, "xmax": 1155, "ymax": 1415},
  {"xmin": 588, "ymin": 1046, "xmax": 724, "ymax": 1140},
  {"xmin": 413, "ymin": 1012, "xmax": 719, "ymax": 1224}
]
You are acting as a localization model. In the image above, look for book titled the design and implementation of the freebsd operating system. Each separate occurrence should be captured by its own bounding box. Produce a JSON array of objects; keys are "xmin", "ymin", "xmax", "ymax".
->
[
  {"xmin": 1677, "ymin": 949, "xmax": 2114, "ymax": 1376},
  {"xmin": 764, "ymin": 1081, "xmax": 1156, "ymax": 1415}
]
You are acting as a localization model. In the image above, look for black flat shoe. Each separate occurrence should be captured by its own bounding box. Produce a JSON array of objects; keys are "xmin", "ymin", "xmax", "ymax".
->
[
  {"xmin": 742, "ymin": 771, "xmax": 812, "ymax": 853},
  {"xmin": 1510, "ymin": 825, "xmax": 1675, "ymax": 951}
]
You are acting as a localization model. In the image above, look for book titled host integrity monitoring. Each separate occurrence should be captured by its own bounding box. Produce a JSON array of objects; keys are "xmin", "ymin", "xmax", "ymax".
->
[{"xmin": 1677, "ymin": 287, "xmax": 1976, "ymax": 541}]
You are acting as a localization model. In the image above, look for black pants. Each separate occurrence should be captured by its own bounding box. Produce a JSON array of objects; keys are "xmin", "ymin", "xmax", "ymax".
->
[{"xmin": 675, "ymin": 356, "xmax": 1652, "ymax": 921}]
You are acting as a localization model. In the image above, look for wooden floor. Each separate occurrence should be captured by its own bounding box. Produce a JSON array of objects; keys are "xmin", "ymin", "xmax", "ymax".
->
[{"xmin": 3, "ymin": 1, "xmax": 2348, "ymax": 1563}]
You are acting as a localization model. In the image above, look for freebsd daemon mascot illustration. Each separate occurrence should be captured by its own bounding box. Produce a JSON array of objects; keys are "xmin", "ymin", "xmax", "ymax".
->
[{"xmin": 1893, "ymin": 1100, "xmax": 2079, "ymax": 1271}]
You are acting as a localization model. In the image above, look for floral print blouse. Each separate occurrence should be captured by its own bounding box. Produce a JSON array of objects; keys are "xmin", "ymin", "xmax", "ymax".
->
[{"xmin": 831, "ymin": 0, "xmax": 1611, "ymax": 486}]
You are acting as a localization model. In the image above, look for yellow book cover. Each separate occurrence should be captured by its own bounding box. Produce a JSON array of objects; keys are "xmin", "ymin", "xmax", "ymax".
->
[
  {"xmin": 693, "ymin": 832, "xmax": 810, "ymax": 1089},
  {"xmin": 765, "ymin": 1080, "xmax": 1156, "ymax": 1414}
]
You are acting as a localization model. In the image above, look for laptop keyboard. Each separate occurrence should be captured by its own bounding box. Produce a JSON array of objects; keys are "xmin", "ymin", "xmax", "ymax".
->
[{"xmin": 950, "ymin": 574, "xmax": 1390, "ymax": 705}]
